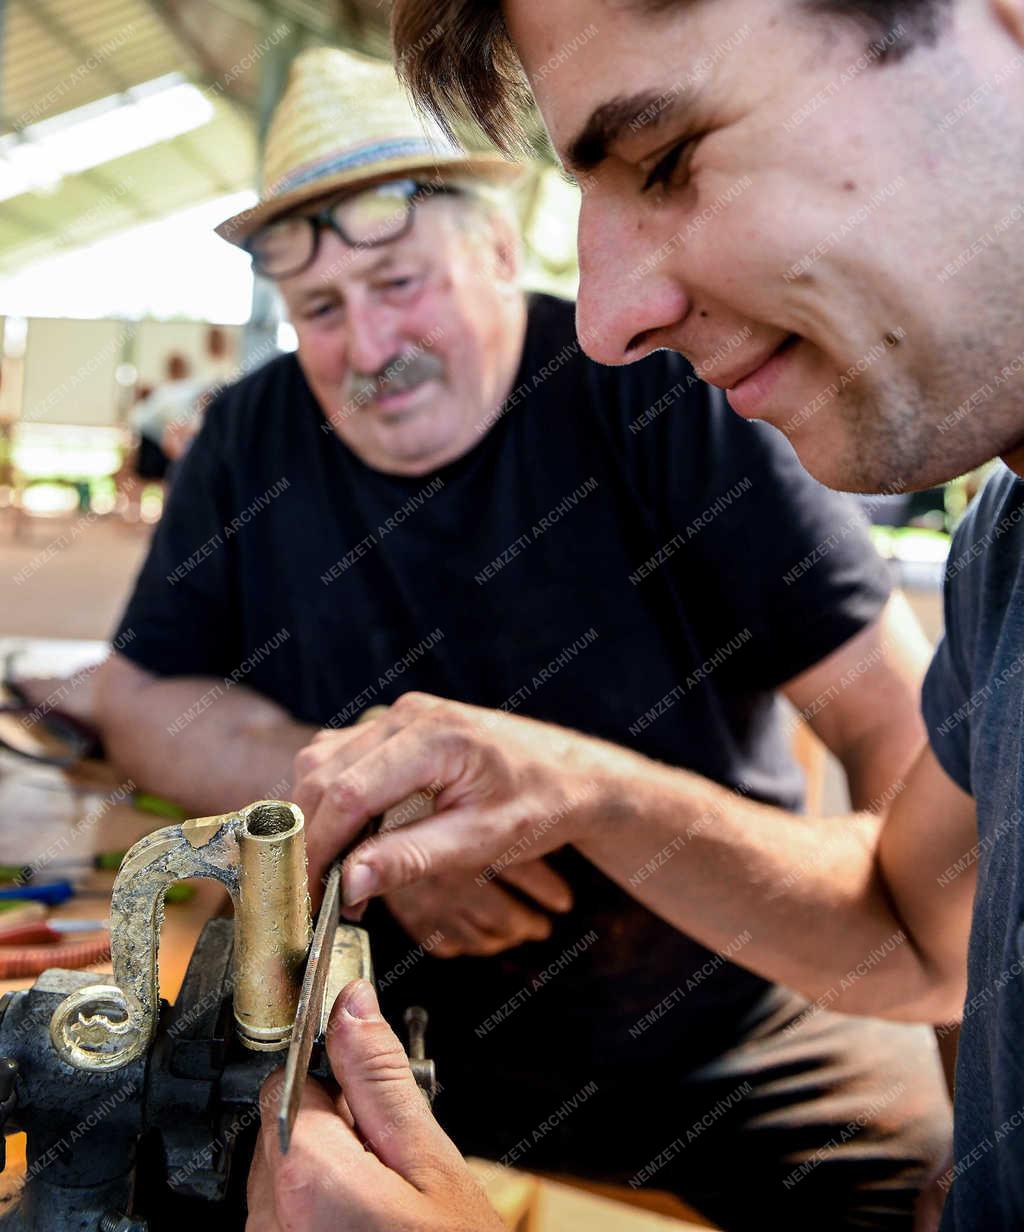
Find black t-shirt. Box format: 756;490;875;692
114;293;889;1077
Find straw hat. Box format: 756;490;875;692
216;46;521;246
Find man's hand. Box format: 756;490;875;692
292;693;643;912
246;979;504;1232
385;859;574;957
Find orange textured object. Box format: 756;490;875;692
0;938;110;979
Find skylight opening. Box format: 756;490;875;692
0;74;215;202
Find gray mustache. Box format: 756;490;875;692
347;349;445;405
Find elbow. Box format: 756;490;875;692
795;910;968;1026
904;958;968;1026
830;952;967;1026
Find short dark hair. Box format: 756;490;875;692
392;0;952;156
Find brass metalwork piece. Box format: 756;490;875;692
50;800;312;1071
234;801;312;1051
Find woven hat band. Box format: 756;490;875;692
215;46;520;246
269;137;450;199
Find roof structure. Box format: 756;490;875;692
0;0;577;292
0;0;396;273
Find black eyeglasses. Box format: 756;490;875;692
245;179;462;278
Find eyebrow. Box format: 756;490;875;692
565;88;699;174
293;249;399;301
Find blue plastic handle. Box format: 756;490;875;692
0;881;74;906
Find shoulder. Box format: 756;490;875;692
944;465;1024;629
922;467;1022;791
945;466;1024;583
954;465;1024;545
201;351;309;445
173;352;311;504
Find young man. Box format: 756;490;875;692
97;42;950;1232
247;1;1024;1228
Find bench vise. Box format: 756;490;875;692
0;799;434;1231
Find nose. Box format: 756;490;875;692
575;196;690;366
345;293;404;377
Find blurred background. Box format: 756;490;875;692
0;0;595;642
0;0;981;646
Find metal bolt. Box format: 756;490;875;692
404;1006;428;1061
403;1007;437;1104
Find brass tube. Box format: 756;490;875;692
233;800;312;1051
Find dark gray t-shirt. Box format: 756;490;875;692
923;465;1024;1230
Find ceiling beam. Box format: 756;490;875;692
141;0;257;122
0;90;158;229
174;132;242;196
201;0;326;43
0;199;52;238
0;0;8;113
18;0;136;97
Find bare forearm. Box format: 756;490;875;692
577;758;949;1020
292;694;970;1020
97;668;316;814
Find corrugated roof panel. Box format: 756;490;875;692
0;1;391;276
3;0;192;128
120;123;250;201
5;53;119;126
0;96;257;272
56;2;188;84
66;0;153;43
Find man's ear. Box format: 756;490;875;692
992;0;1024;45
485;208;522;288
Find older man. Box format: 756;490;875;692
99;45;949;1231
240;2;1024;1229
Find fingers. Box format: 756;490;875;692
384;890;488;956
298;695;586;916
256;1070;353;1173
293;714;399;878
498;859;573;913
292;724;365;813
305;720;462;892
325;979;465;1185
245;1148;282;1232
294;695;442;817
250;1067;377;1231
296;710;399;793
248;984;504;1232
460;884;553;948
342;804;536;907
421;897;551;956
